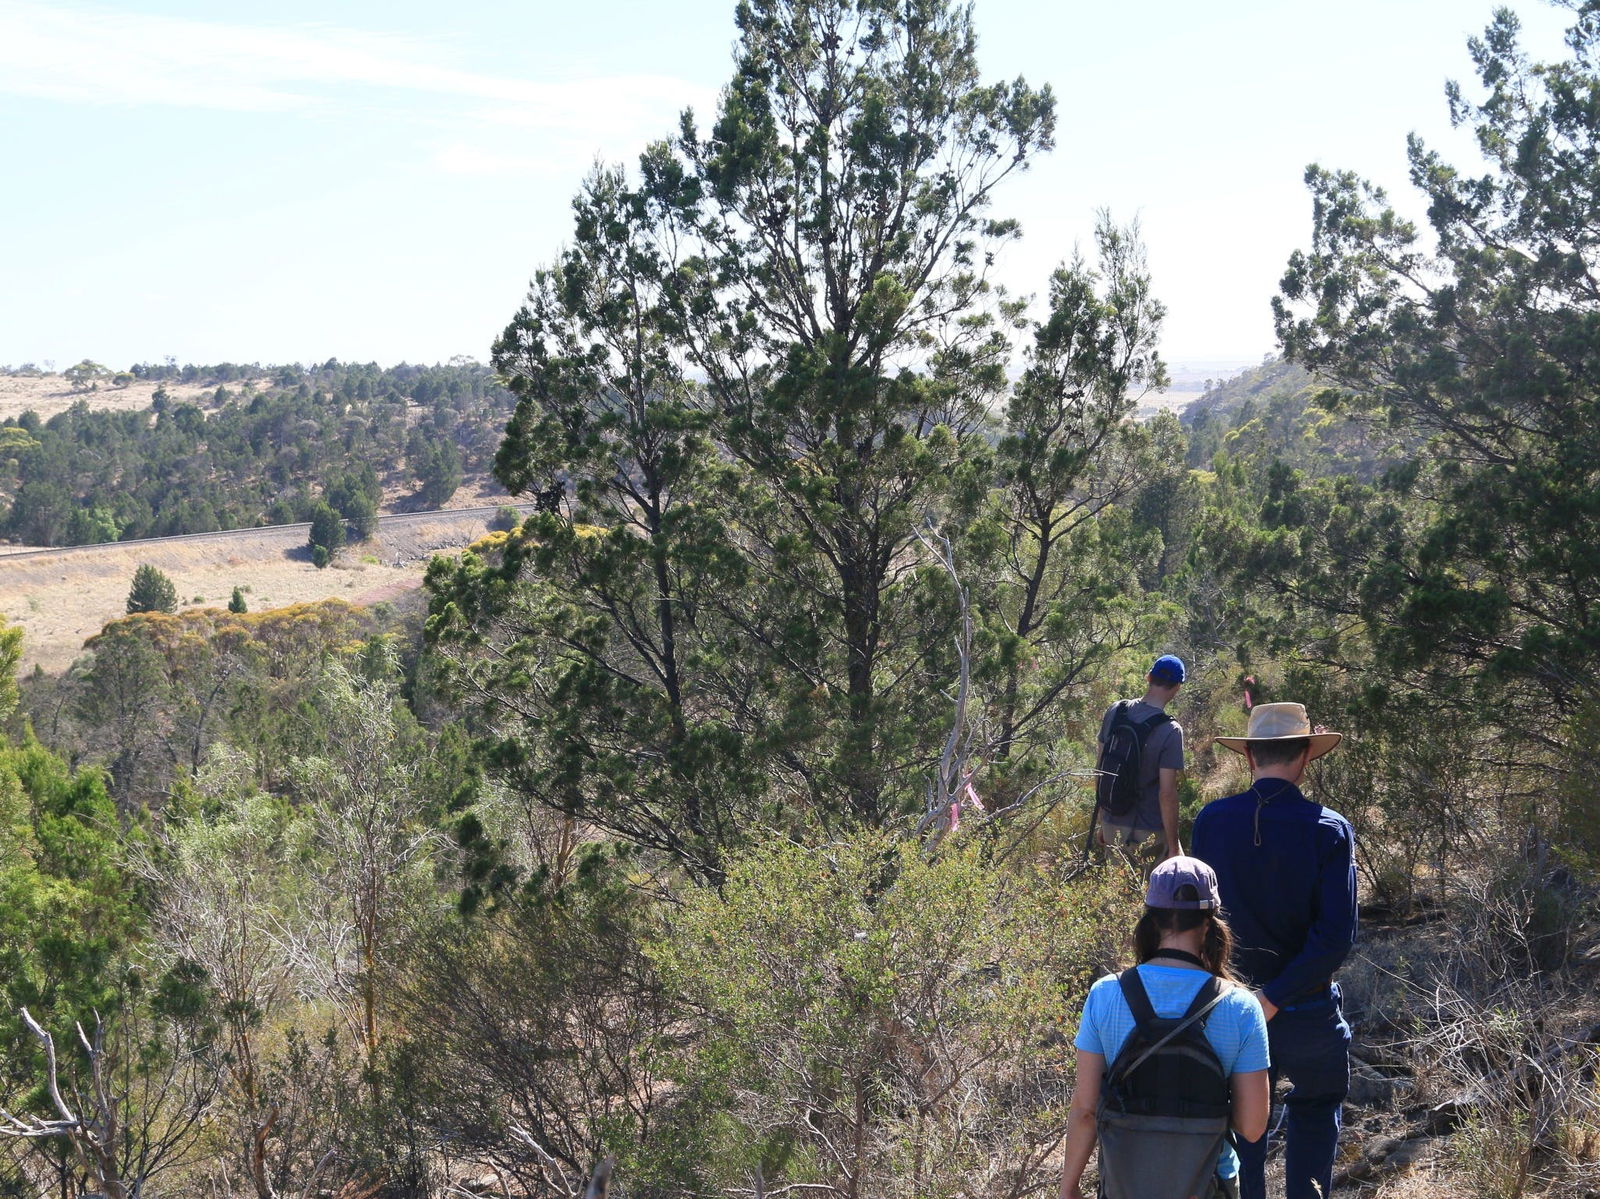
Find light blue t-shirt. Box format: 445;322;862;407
1074;964;1270;1179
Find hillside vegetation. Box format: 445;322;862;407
1182;357;1417;481
0;360;515;546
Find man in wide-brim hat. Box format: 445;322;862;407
1211;701;1342;762
1192;703;1357;1199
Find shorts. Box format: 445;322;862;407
1097;819;1157;848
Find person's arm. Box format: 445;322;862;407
1060;1049;1104;1199
1158;766;1182;858
1157;721;1185;857
1230;1069;1271;1142
1229;987;1272;1140
1259;819;1358;1009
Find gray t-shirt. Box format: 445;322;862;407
1097;699;1185;834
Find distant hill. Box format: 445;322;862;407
1181;357;1411;481
0;360;517;547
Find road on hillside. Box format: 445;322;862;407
0;504;533;563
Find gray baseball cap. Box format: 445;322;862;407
1145;855;1220;911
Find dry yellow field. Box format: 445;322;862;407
1135;388;1203;419
0;511;503;674
0;372;236;422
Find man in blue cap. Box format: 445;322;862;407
1094;654;1188;860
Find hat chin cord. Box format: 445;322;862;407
1246;775;1300;846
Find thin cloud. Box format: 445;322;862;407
0;0;715;146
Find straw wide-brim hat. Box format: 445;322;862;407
1214;702;1343;761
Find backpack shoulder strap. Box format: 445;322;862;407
1116;967;1159;1030
1181;975;1223;1022
1135;709;1175;734
1112;977;1232;1081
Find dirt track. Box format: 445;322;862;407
0;508;510;674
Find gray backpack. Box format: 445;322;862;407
1096;969;1233;1199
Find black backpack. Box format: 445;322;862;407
1095;701;1174;818
1095;968;1233;1199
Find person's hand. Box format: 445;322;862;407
1061;1182;1087;1199
1254;990;1279;1021
1165;839;1183;859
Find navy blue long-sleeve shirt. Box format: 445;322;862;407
1191;777;1358;1008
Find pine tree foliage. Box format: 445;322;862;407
449;0;1166;869
308;502;345;568
1269;6;1600;792
125;564;177;615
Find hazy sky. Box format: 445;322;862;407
0;0;1575;374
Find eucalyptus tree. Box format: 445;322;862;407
289;652;444;1062
141;750;337;1199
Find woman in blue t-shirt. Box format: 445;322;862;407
1060;856;1271;1199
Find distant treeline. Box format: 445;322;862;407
0;361;514;545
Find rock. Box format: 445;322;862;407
1348;1060;1400;1108
1335;1134;1439;1187
1426;1092;1476;1134
1385;1138;1434;1169
1361;1135;1405;1163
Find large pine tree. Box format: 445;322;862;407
434;0;1167;875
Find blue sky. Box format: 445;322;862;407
0;0;1575;374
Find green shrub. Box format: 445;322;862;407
647;829;1136;1198
126;563;178;614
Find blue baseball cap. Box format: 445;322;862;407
1150;654;1186;685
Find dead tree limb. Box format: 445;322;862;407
0;1008;129;1199
507;1123;581;1199
914;525;983;841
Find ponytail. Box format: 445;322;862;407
1133;905;1239;983
1200;914;1238;982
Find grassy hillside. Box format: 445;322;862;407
0;508;512;673
0;360;517;547
1182;357;1414;481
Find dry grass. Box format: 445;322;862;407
1134;388;1204;420
1330;861;1600;1199
0;512;500;674
0;373;234;422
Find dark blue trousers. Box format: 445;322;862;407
1237;987;1351;1199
